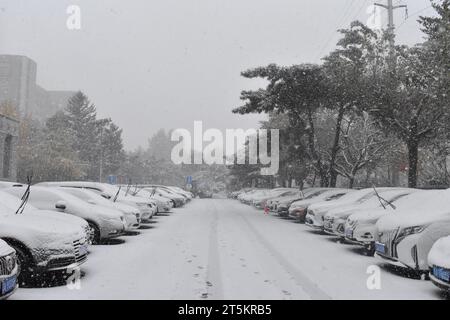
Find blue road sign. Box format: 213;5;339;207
186;176;193;185
108;175;117;185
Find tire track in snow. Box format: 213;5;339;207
203;200;223;299
229;201;331;300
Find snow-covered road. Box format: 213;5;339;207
12;199;445;300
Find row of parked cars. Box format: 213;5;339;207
0;181;193;299
229;186;450;294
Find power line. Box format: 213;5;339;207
315;0;371;61
397;5;433;30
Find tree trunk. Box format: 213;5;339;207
407;138;419;188
348;176;355;189
306;109;328;187
329;105;346;187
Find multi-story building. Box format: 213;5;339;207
0;114;19;181
0;54;76;120
0;55;37;115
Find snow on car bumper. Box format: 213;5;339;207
0;259;18;300
38;237;89;272
324;219;345;237
352;224;377;245
376;232;426;271
288;208;306;220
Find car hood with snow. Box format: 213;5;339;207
376;189;450;232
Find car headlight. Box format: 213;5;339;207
308;210;314;216
397;225;426;239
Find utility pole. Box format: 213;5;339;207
374;0;408;51
373;1;407;187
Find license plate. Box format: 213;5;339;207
433;266;450;282
1;275;16;295
375;242;386;254
345;229;353;239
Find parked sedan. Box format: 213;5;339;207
252;189;299;209
4;186;126;245
289;189;353;221
238;189;269;204
143;187;185;208
0;239;18;300
429;236;450;291
132;188;173;213
56;187;142;231
0;205;88;282
269;188;324;214
375;189;450;274
324;188;415;238
305;188;400;231
37;182;156;220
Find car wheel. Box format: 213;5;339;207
13;246;33;285
88;222;101;245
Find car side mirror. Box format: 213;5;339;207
55;200;67;210
100;192;111;199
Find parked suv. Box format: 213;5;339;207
0;239;18;299
375;189;450;274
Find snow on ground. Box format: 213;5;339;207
12;199;446;300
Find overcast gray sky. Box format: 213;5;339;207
0;0;436;149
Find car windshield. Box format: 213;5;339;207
61;188;92;201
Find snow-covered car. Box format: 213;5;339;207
375;189;450;274
143;187;186;208
305;188;400;231
0;181;24;189
428;236;450;291
197;190;213;198
37;182;156;220
229;188;253;199
0;203;88;280
345;189;428;254
252;189;299;209
143;185;192;203
4;186;125;244
288;189;353;221
56;187;142;231
324;188;415;238
165;186;194;200
0;239;18;300
269;188;325;214
132;188;173;213
238;189;269;204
